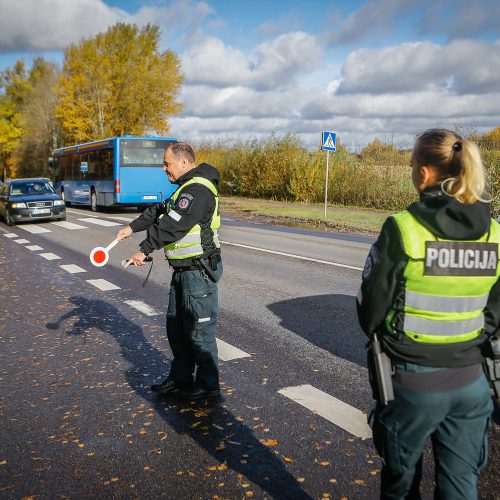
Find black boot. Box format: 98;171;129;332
177;384;221;400
151;378;183;396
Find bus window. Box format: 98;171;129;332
120;139;172;167
99;149;114;180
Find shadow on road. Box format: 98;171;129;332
48;296;311;499
268;294;367;367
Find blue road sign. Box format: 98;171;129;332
322;131;337;151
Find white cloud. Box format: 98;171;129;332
337;40;500;95
0;0;124;50
0;0;214;51
182;32;322;90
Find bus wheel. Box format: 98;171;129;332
91;190;98;212
61;189;71;207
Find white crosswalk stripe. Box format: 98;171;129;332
216;339;251;361
3;233;18;238
109;216;136;223
278;384;372;439
124;300;161;316
39;253;61;260
86;279;121;291
26;245;44;251
18;224;51;234
60;264;87;274
13;239;30;244
51;221;88;230
78;217;122;227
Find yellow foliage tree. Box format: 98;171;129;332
56;22;183;144
0;60;32;178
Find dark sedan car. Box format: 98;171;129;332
0;178;66;226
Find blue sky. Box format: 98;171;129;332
1;0;499;149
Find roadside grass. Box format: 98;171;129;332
220;195;391;234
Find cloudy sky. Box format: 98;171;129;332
0;0;499;149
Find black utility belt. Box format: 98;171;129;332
172;254;221;273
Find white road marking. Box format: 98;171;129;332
3;233;18;238
221;241;363;271
67;209;99;217
26;245;44;251
216;339;251;361
86;279;121;291
13;239;30;244
39;252;61;260
18;224;51;234
109;216;135;223
51;221;88;230
78;217;122;227
60;264;87;274
278;384;372;439
124;300;161;316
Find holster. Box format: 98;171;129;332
367;333;395;405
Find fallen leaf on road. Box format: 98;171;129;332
260;439;278;447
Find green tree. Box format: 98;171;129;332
56;22;183;143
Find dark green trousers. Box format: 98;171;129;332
373;373;492;500
165;262;222;391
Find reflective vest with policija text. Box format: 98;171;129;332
160;177;220;260
387;211;500;344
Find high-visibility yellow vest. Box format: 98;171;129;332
163;177;220;260
388;210;500;344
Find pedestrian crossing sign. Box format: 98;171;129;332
322;131;337;151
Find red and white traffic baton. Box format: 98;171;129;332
89;238;119;267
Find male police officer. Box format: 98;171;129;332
117;142;222;400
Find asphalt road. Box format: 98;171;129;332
0;206;498;499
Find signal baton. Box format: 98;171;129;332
89;238;120;267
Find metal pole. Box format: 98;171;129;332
324;150;330;220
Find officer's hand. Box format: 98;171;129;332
123;251;147;268
117;226;133;241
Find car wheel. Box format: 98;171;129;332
91;190;98;212
5;210;14;226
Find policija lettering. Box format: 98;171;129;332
425;241;498;277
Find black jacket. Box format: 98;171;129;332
129;163;220;267
357;186;500;367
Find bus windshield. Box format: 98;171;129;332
120;139;167;167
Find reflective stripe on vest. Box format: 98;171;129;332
163;177;220;260
390;210;500;344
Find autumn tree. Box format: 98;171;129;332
0;60;31;178
361;137;403;165
56;22;183;144
480;126;500;150
14;58;60;177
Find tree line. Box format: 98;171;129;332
0;22;183;179
196;132;500;216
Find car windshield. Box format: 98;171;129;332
10;181;55;196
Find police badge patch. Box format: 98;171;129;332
177;193;193;211
363;246;379;279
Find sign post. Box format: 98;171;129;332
321;131;337;220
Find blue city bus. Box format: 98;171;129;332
50;135;178;211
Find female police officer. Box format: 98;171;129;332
356;129;500;499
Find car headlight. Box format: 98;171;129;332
11;202;27;208
53;200;65;206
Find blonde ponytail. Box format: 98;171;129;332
412;129;488;204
